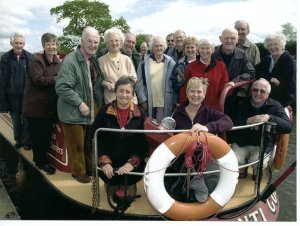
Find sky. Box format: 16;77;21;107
0;0;298;53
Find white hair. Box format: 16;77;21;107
148;36;166;51
10;32;25;44
252;78;271;94
263;32;287;50
103;28;125;45
198;39;215;48
82;27;99;39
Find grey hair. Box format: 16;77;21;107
104;28;124;45
263;32;287;50
221;28;238;38
198;39;215;48
10;32;25;44
81;26;100;40
148;36;166;51
174;29;186;39
252;78;271;94
234;20;250;33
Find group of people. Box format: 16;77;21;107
0;19;295;202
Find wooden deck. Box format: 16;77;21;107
0;113;269;218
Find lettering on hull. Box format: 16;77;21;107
237;192;279;221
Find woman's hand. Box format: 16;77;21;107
102;164;114;179
191;123;208;133
102;80;115;91
116;163;134;175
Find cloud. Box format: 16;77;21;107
0;0;65;52
0;0;297;53
127;0;297;44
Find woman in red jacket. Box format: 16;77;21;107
179;39;229;111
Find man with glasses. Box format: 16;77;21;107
166;30;186;62
164;33;175;54
229;78;291;180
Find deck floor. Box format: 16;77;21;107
0;113;269;217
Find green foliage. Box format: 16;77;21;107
135;34;147;52
50;0;130;53
281;23;297;42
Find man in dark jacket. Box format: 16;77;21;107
0;32;34;149
213;28;255;117
230;78;291;180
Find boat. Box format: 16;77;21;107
0;81;296;221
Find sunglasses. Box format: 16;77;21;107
167;40;174;43
252;88;267;94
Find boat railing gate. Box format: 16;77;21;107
93;121;276;208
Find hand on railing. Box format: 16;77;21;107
102;164;114;179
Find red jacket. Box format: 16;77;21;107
179;57;229;110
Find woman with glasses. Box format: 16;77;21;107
255;32;296;109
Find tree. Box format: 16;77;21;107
50;0;130;53
281;23;296;41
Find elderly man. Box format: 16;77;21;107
164;32;175;54
96;32;140;71
0;32;34;150
234;20;260;66
55;27;104;183
230;78;291;180
213;28;255;116
166;30;186;62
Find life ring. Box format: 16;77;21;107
144;132;239;220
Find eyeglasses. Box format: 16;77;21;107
167;39;174;43
252;88;267;94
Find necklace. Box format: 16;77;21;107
116;107;130;129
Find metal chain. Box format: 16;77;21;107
91;139;97;214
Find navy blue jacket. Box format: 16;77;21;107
231;97;291;152
0;49;34;112
255;51;296;107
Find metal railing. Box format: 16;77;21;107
92;121;275;208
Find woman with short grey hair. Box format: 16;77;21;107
255;32;296;108
99;28;136;104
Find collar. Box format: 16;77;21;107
150;53;165;63
106;100;141;118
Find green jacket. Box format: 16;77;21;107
55;47;104;125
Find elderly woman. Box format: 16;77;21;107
170;36;198;104
22;33;61;174
179;39;229;110
99;28;137;104
166;77;233;202
255;32;296;109
92;76;148;197
135;36;176;121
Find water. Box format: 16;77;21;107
0;117;297;221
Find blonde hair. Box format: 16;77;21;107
183;36;199;50
186;77;209;94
